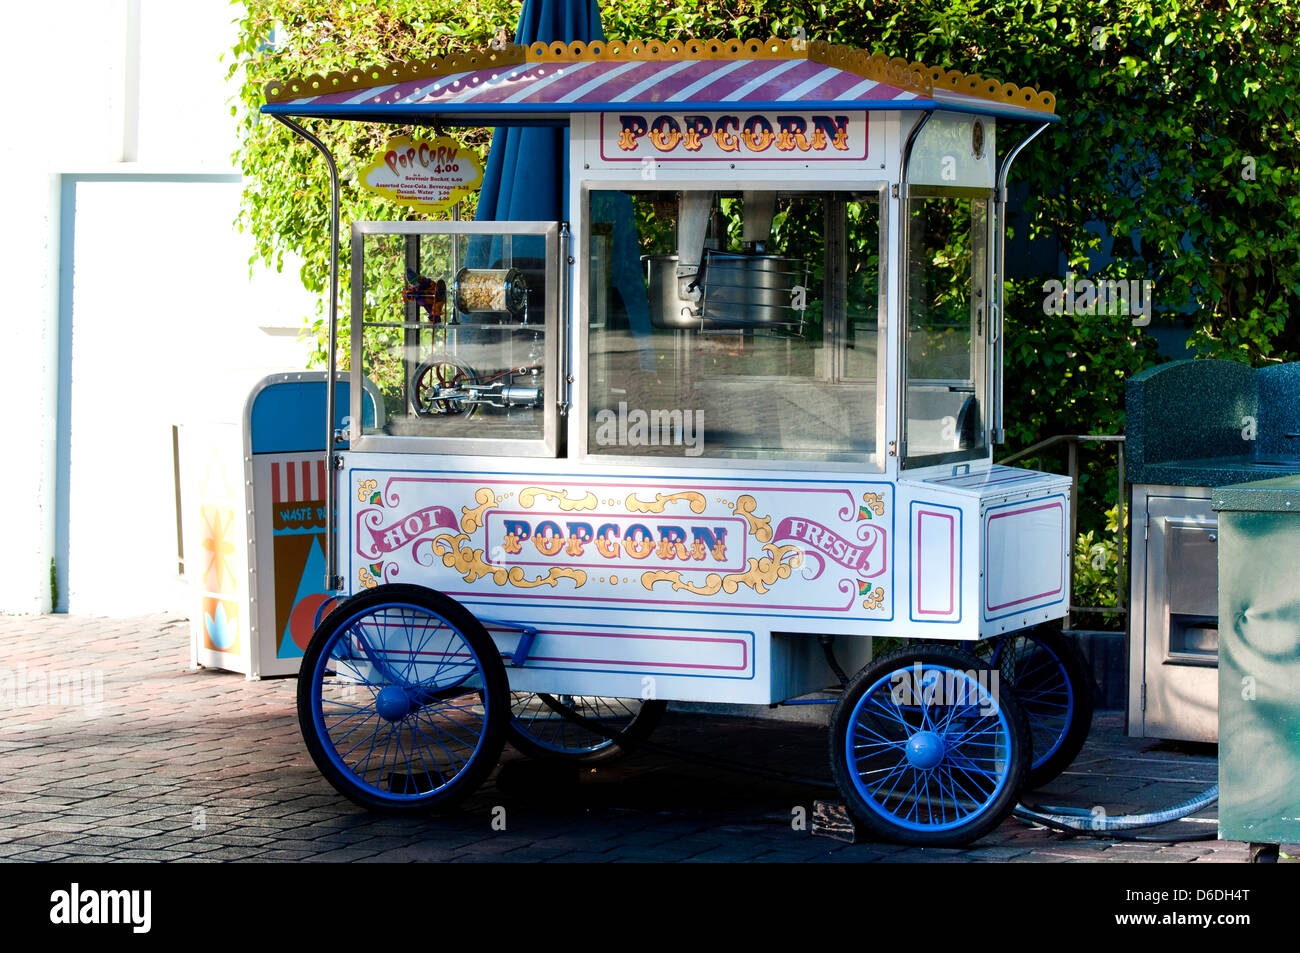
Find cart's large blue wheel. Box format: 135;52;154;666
978;625;1094;789
505;694;667;763
297;584;507;812
829;645;1029;846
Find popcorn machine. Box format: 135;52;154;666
262;36;1078;845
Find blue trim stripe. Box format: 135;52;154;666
261;98;1059;124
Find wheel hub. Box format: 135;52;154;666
375;685;412;722
905;730;946;770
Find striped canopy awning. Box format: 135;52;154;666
262;38;1058;126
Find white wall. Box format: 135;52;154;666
0;1;319;614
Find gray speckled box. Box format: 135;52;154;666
1126;358;1300;486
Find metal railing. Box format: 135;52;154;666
997;434;1126;631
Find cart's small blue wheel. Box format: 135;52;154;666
829;644;1029;846
297;583;507;812
505;694;666;763
978;624;1094;789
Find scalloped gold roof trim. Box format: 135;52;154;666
923;65;1056;114
807;43;932;97
263;36;1055;115
264;47;527;103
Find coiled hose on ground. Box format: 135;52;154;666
1013;785;1220;842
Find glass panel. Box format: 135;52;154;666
357;230;548;440
903;194;989;464
586;189;881;463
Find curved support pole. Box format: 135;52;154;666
272;115;344;591
895;110;932;465
991;121;1050;444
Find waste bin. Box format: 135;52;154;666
1213;473;1300;849
188;371;381;678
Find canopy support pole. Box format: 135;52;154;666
895;110;932;465
272;115;344;591
991;121;1050;445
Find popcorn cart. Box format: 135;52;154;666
261;36;1087;845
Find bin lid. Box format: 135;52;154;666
261;37;1059;126
1212;473;1300;513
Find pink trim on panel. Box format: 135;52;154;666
915;509;955;616
984;501;1065;611
484;627;750;672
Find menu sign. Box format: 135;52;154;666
359;135;484;213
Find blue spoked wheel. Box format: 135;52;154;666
297;584;507;812
505;694;667;763
978;625;1094;789
829;645;1029;846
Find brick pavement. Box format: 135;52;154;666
0;612;1293;863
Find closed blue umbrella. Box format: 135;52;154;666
475;0;656;368
476;0;605;222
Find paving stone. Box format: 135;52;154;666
3;613;1287;865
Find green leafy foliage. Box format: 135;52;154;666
229;0;1300;591
227;0;519;368
1072;504;1126;625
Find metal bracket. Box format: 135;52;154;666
510;627;539;667
478;616;540;667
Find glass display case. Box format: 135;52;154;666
583;187;885;466
348;220;560;456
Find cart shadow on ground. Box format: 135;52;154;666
389;708;1266;863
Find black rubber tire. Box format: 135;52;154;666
977;624;1095;790
504;694;667;763
829;644;1030;847
297;584;508;812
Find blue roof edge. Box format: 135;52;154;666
260;98;1061;125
